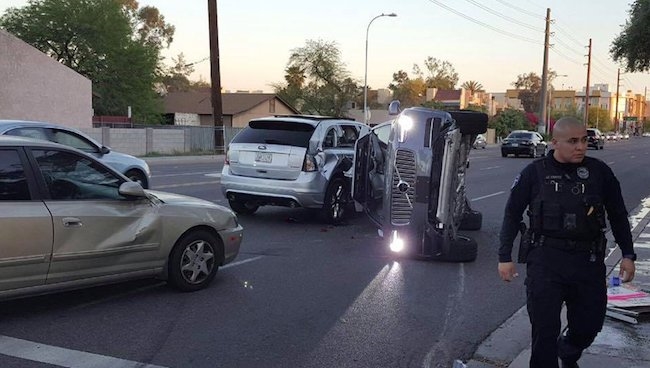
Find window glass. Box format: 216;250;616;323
337;125;359;147
323;128;337;148
231;121;315;148
0;150;30;201
373;124;391;145
51;130;96;153
32;150;124;200
507;132;534;139
5;127;48;140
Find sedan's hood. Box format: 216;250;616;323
146;190;222;209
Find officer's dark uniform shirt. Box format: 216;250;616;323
499;150;633;262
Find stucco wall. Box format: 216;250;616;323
0;30;93;128
232;99;295;128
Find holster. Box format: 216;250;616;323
517;222;533;264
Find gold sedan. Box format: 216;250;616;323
0;136;243;300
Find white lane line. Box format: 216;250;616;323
205;173;222;178
470;191;505;202
0;335;167;368
153;180;220;189
221;255;264;270
479;166;501;171
152;171;215;178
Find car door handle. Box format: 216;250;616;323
63;217;83;227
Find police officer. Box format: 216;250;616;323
497;117;636;368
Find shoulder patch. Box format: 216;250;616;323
511;174;521;189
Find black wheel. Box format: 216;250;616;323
168;230;221;292
125;169;149;189
323;177;349;224
439;235;478;262
501;151;507;158
228;199;259;215
459;210;482;231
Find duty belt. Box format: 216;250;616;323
537;236;596;252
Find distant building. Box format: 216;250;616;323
162;90;300;128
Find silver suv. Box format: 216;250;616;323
221;115;369;223
0;120;151;188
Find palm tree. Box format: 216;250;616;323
285;66;306;89
461;80;484;95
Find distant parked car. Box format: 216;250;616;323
643;132;650;137
587;128;605;150
605;132;618;141
0;136;243;300
0;120;151;188
473;133;487;149
501;130;548;158
622;132;630;140
221;115;369;223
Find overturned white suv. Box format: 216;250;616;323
353;102;487;262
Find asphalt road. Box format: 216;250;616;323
1;138;649;368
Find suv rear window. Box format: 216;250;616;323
232;121;315;148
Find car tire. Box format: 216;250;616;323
125;169;149;189
168;230;221;292
439;235;478;262
228;199;259;215
501;151;507;158
323;177;350;224
459;210;482;231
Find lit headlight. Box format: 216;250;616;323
389;230;405;253
397;115;414;142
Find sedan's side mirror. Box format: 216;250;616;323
119;181;146;198
388;100;401;116
100;146;111;155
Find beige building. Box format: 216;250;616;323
163;91;299;128
0;30;92;128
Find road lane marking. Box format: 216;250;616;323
0;335;167;368
205;173;222;178
221;255;264;269
152;171;216;178
470;191;505;202
479;166;501;171
153;180;220;189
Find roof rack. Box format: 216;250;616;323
272;114;356;121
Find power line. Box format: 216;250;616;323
463;0;543;32
425;0;541;44
552;36;585;58
550;45;583;65
554;23;585;49
493;0;545;19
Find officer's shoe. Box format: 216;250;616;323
560;360;579;368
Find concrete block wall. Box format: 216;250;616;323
153;129;185;154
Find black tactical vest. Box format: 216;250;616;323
529;157;606;241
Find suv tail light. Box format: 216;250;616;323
302;154;317;172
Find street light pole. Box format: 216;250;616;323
364;12;396;124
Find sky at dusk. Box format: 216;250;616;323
1;0;647;96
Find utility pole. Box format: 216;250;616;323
615;68;621;131
538;8;551;134
208;0;224;151
584;38;592;126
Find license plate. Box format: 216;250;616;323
511;143;518;147
255;152;272;163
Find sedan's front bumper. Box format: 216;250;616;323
219;224;244;265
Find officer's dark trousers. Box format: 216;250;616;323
525;246;606;368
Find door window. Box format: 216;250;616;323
5;127;49;141
32;150;124;200
0;150;30;200
323;128;337;149
50;129;97;153
338;125;359;147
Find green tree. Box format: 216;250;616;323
466;103;488;113
388;70;427;108
461;80;484;95
0;0;174;122
587;107;613;131
161;53;194;92
273;39;358;116
512;71;558;113
611;0;650;72
489;108;529;138
416;57;459;89
551;103;581;121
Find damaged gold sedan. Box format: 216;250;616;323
0;136;243;300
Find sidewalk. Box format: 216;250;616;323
464;196;650;368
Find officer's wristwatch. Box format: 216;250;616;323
623;253;637;261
